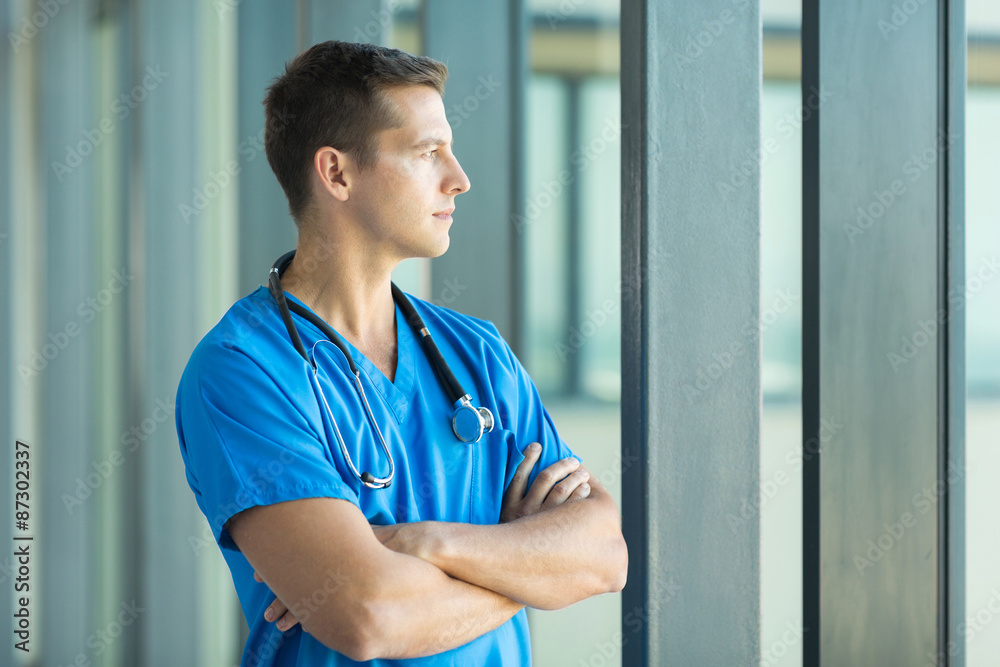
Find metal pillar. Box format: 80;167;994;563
38;1;97;661
139;0;204;663
237;0;392;297
235;2;298;295
0;0;13;659
620;0;762;663
421;0;526;351
307;0;388;47
801;0;965;663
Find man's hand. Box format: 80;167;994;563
255;570;302;632
499;442;591;523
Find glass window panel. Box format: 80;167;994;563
966;2;1000;662
760;76;804;667
578;77;621;401
524;75;570;395
526;3;622;666
760;6;803;664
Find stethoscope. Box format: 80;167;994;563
267;250;495;489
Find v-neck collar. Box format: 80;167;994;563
280;290;415;424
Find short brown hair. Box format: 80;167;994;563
263;41;449;224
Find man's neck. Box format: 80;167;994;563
278;229;398;353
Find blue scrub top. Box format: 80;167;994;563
175;285;580;666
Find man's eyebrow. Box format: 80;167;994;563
412;137;453;149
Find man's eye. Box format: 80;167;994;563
422;150;437;159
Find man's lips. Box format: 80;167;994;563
433;207;454;220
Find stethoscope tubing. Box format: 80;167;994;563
267;250;494;490
307;348;394;488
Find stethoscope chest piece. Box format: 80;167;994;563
451;396;495;443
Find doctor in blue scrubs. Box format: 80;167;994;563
175;40;627;666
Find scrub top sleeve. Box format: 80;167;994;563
176;344;359;552
491;324;582;483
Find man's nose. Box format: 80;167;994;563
447;157;471;194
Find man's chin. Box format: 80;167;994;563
431;238;450;257
424;235;450;258
403;236;449;260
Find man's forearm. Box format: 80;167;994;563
361;549;524;659
409;485;627;610
233;498;523;662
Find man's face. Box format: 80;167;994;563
348;84;471;261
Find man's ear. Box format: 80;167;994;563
313;146;351;202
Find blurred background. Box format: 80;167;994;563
1;0;998;665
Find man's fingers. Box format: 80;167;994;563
264;597;289;625
541;468;590;509
503;442;542;505
570;482;591;499
257;571;303;632
523;457;581;508
276;609;301;631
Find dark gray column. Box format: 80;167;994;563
620;1;761;664
564;77;582;396
139;0;203;662
0;0;12;661
944;2;966;664
38;1;98;661
308;0;388;46
237;1;392;297
236;1;298;295
421;0;525;350
801;0;965;664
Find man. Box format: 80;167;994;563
175;40;627;665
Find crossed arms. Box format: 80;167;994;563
227;442;628;662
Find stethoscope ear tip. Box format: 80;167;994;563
360;471;391;489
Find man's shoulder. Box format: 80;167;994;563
179;286;290;389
